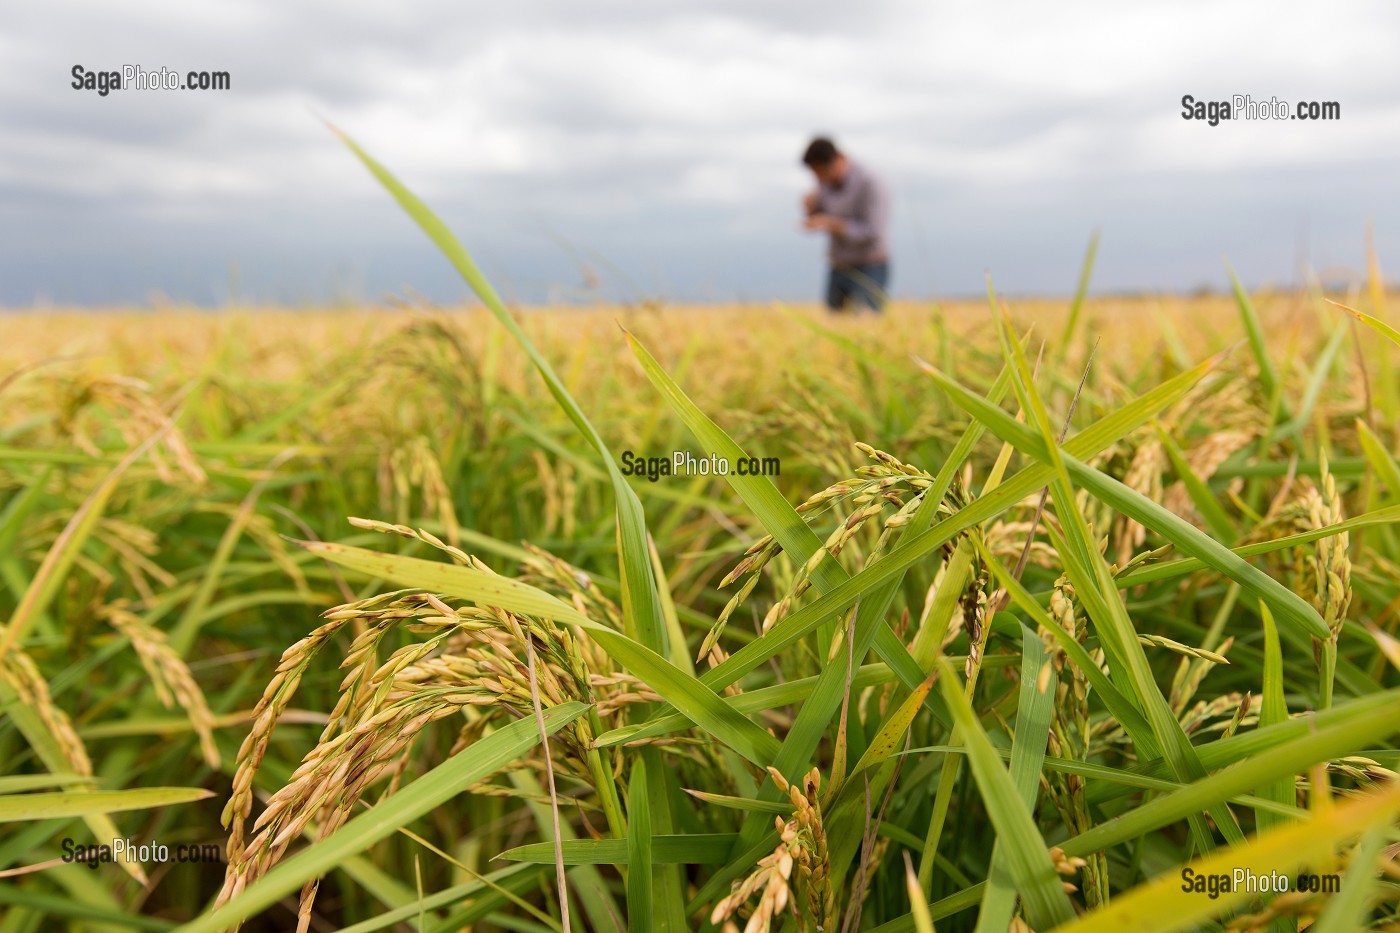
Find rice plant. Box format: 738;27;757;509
0;132;1397;932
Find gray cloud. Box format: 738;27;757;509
2;0;1398;306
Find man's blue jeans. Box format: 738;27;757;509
826;262;889;313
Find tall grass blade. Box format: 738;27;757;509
989;310;1236;852
176;702;588;933
1059;228;1100;349
0;787;212;822
1230;265;1287;418
1310;823;1388;933
975;630;1054;933
332;129;671;659
920;360;1329;641
625;757;652;930
1330;298;1400;348
300;538;781;765
933;657;1076;929
1053;784;1400;933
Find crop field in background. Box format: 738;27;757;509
2;144;1399;933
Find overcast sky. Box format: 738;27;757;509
3;1;1398;307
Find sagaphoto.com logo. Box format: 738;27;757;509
59;836;223;871
1181;94;1340;126
72;64;230;97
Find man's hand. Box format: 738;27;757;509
802;213;845;235
802;191;819;214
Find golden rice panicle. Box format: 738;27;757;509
796;476;864;515
221;613;355;863
718;535;781;590
1162;426;1255;521
1305;454;1352;641
854;441;923;476
589;671;663;717
1170;634;1236;713
0;646;93;777
215;686;475;922
789;502;883;597
702;536;781;662
385;436;462;545
708;833;793;933
985;517;1060;570
1137;632;1232;666
61;373;207;486
103;603;221;768
960;553;992;680
758;445;932;637
709;825;794;932
1046;576;1091;754
517;540;626;653
790;767;836;931
708;767;835;931
346;516;490;570
217;571;611;926
1179;690;1256;736
1323;754;1399;789
326;595;436;743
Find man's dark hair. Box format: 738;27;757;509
802;137;840;167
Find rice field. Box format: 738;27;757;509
2;137;1399;933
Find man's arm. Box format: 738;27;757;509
835;176;888;245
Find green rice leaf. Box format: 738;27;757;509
0;421;173;663
175;701;588;933
1230;266;1285;413
1331;298;1400;348
990;308;1237;853
896;746;1302;819
0;774;95;794
499;833;738;866
1276;319;1348;438
0;465;52;560
0;679;146;884
1155;423;1238;543
701;345;1226;694
976;629;1055;933
300;539;781;766
680;789;790;814
1310;822;1389;933
1114;505;1400;588
1062;691;1400;857
626;756;653;930
1255;602;1293;834
1054;784;1400;933
920;359;1329;641
0;786;212;823
1356;419;1400;495
975;540;1153;746
1060;228;1101;348
335;865;547;933
933;657;1077;929
333;128;675;665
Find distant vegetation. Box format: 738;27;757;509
1;140;1397;932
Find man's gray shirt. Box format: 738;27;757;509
813;159;890;267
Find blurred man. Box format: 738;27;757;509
801;137;890;313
